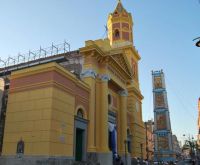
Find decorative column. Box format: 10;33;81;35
81;69;97;152
118;89;128;154
97;74;110;152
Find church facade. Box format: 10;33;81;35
0;2;146;165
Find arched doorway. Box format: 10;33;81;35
74;108;88;161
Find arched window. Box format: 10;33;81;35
114;29;120;38
108;94;112;105
77;109;84;118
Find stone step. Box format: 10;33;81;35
73;161;100;165
0;157;100;165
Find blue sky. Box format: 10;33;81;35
0;0;200;143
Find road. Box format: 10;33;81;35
177;160;200;165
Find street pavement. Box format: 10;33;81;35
177;160;200;165
177;161;189;165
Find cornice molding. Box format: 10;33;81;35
97;74;110;82
81;69;97;79
127;86;144;100
118;89;128;96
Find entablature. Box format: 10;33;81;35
107;65;127;90
127;86;143;100
123;45;141;61
80;42;133;83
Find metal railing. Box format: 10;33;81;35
0;41;70;69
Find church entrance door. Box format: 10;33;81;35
74;116;87;161
75;128;84;161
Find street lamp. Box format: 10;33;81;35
193;37;200;47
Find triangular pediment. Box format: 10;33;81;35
110;53;132;77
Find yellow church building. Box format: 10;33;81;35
0;1;146;165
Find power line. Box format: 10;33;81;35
165;77;197;121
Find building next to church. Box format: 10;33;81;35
145;120;154;161
172;135;181;159
0;1;146;165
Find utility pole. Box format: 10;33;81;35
145;122;149;160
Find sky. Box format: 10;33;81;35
0;0;200;143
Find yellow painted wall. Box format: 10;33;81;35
49;87;75;156
3;87;53;155
2;63;86;157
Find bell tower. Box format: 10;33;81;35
107;0;133;46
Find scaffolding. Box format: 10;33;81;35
0;41;70;69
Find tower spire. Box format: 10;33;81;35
107;0;133;46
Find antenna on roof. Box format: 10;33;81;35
17;53;25;63
51;42;58;55
105;25;108;37
39;46;47;58
101;25;108;39
7;57;15;66
104;25;108;32
29;50;37;61
64;40;70;53
0;58;6;68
